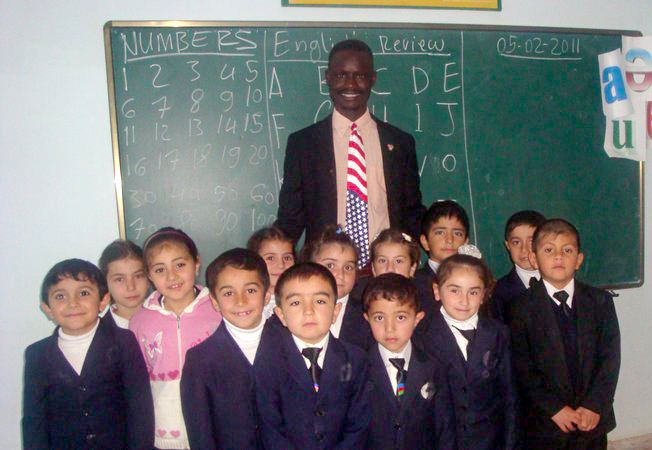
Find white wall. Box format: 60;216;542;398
1;0;650;447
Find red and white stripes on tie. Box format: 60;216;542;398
345;123;370;267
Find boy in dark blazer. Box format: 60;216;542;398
510;219;620;449
255;263;370;449
363;273;455;450
490;210;545;324
181;248;273;449
22;259;153;449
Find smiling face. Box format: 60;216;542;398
275;275;341;344
530;232;584;289
434;266;485;321
106;257;149;317
146;242;200;311
211;266;268;329
313;243;357;299
326;49;376;122
258;239;295;289
364;297;424;353
41;276;109;336
371;242;417;278
420;216;468;263
505;224;537;271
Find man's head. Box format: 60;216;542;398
326;40;376;122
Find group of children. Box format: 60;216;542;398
22;200;620;449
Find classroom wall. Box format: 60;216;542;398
1;0;650;447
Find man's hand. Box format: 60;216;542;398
576;407;600;432
551;406;581;432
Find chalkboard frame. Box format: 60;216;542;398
103;21;644;290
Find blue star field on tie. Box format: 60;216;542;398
345;123;370;268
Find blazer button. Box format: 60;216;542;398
82;410;90;417
315;409;325;417
79;385;87;392
86;433;96;441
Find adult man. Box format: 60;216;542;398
276;39;425;265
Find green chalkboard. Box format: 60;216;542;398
104;22;643;289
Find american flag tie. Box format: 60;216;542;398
345;123;370;268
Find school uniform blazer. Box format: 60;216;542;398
22;317;154;449
339;292;373;351
413;266;438;339
366;343;456;450
509;279;621;440
181;321;268;450
254;331;370;450
275;115;426;242
419;310;519;450
490;267;527;324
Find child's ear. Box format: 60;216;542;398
419;234;431;253
575;252;585;270
528;251;539;270
464;235;469;244
432;283;441;302
274;306;288;327
363;312;370;323
409;262;417;278
503;240;510;252
194;257;201;277
371;265;378;277
264;289;271;306
99;293;111;312
415;310;426;326
40;303;54;321
331;301;343;324
209;294;221;313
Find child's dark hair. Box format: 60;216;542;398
142;227;199;269
41;259;108;305
328;39;374;66
205;248;270;297
532;218;581;251
300;224;359;263
437;254;495;302
504;210;546;240
370;228;421;268
420;200;470;238
247;226;295;256
275;263;337;302
98;239;144;275
362;273;419;313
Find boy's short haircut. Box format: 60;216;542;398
420;200;470;238
300;224;359;263
362;273;419;313
532;218;581;252
274;263;337;303
328;39;374;66
504;210;546;240
40;259;108;305
246;226;295;255
205;248;270;297
98;239;144;275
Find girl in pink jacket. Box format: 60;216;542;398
130;227;221;449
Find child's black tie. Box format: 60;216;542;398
553;290;571;317
389;358;407;397
302;347;322;393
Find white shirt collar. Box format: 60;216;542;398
110;308;130;329
329;294;349;338
292;332;330;369
377;340;412;371
427;258;440;275
440;305;478;330
514;265;540;289
543;278;575;309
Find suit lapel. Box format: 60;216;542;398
466;316;494;382
375;118;399;225
401;346;431;413
317;116;338;225
369;344;399;407
45;330;79;381
216;322;252;370
573;282;592;385
430;311;467;377
319;334;347;401
282;332;315;395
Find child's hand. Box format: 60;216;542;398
551;406;581;432
575;407;600;431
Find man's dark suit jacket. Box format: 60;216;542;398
181;320;274;450
366;342;456;450
490;267;528;324
22;317;154;449
254;330;370;449
275;115;425;242
418;310;520;450
509;278;620;444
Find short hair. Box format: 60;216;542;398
142;227;199;269
420;200;470;238
328;39;374;67
98;239;144;275
437;254;495;302
532;218;581;251
41;259;108;305
275;263;337;303
362;273;419;313
300;224;359;263
370;228;420;267
504;210;546;240
205;248;270;297
247;226;295;256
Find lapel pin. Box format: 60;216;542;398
420;381;435;400
387;144;394;151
